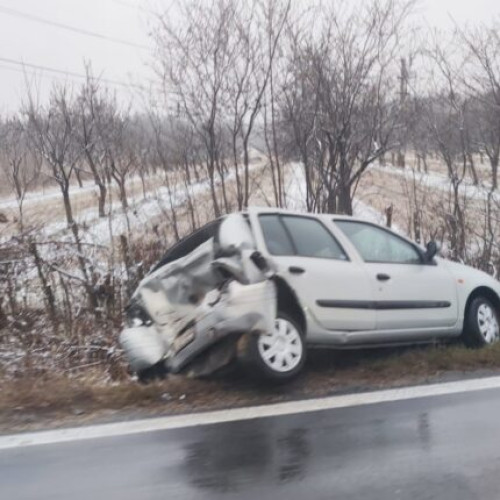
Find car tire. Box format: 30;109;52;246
239;312;306;381
137;361;168;384
462;296;500;348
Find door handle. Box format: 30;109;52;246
289;266;305;275
376;273;391;281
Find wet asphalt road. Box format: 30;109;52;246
2;388;500;500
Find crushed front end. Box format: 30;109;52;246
119;214;276;380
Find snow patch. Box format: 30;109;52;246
284;162;391;228
373;164;499;203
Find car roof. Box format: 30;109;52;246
246;206;370;224
247;206;426;250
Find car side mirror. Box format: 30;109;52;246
424;241;438;263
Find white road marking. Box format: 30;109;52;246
2;375;500;450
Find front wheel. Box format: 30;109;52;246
239;313;306;381
462;297;500;347
137;361;168;384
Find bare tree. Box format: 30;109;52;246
75;68;114;218
0;116;40;230
25;84;97;309
154;0;239;217
168;117;204;231
147;110;181;241
261;0;295;208
223;0;291;209
281;0;415;214
25;85;81;225
105;110;135;213
459;23;500;190
422;37;471;260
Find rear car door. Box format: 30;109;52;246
252;213;376;332
334;220;459;331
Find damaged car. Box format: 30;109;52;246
120;208;500;382
121;211;304;382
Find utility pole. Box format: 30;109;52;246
399;57;408;104
397;57;409;168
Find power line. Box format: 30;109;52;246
0;56;181;96
0;62;181;115
0;62;135;95
0;4;149;51
0;55;146;89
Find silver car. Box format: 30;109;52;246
120;208;500;381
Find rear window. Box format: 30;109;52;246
259;215;295;256
282;216;348;260
151;219;221;271
259;214;347;260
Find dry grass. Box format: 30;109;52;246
2;342;500;434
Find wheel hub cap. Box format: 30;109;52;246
257;318;303;373
478;303;500;343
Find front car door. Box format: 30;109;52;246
250;211;376;333
333;219;459;333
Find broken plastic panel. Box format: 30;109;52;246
119;214;277;376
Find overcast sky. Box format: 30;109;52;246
0;0;498;114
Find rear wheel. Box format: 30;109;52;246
463;296;500;347
239;312;306;381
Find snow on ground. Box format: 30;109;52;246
2;173;222;301
39;162;264;246
283;161;394;228
372;164;499;202
77;177;212;246
0;172;169;211
284;162;308;211
5;160;404;255
352;199;385;224
0;179;100;210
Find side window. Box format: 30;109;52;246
259;215;295;256
336;221;421;264
282;216;348;260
